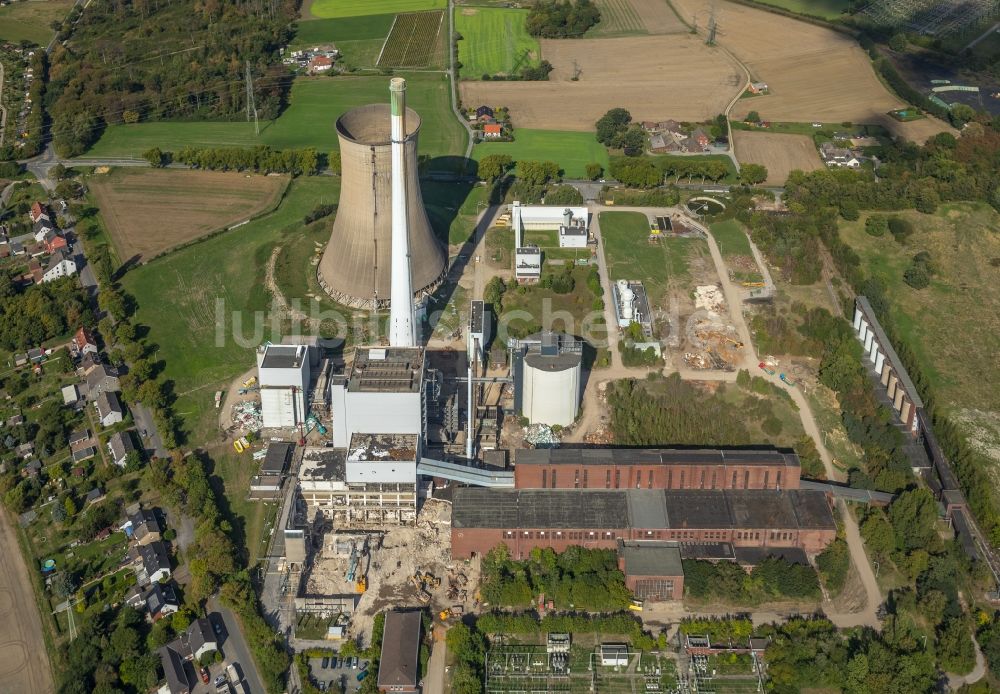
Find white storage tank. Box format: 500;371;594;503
518;332;582;427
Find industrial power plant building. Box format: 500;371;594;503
511;332;582;427
450;487;836;559
257;343;312;428
316;81;445;308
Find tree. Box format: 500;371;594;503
621;125;646;156
860;512;895;559
745;110;761;123
585;162;603;180
50;163;67;180
889;32;908;51
865;214;888;236
888;488;938;551
544;184;584;205
518;160;560;186
595;108;631;146
478;154;513;183
888;216;913;243
64;495;77;518
55;180;83;199
739;163;768;185
142;147;166;167
484;276;506;310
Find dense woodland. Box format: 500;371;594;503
683;556;820;604
46;0;298;156
525;0;601;38
0;275;91;350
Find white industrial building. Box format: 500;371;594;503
346;433;418;484
512;331;582;427
257;343;311;428
330;346;425;448
514;246;542;284
510;201;588;248
612;279;654;336
559;225;588;248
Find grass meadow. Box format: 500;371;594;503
0;0;74;45
709;219;753;258
305;0;445;19
747;0;850;19
85;73;467;169
839;203;1000;414
455;6;540;77
472;129;609;179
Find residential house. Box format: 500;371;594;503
29;201;49;225
69;429;98;463
145;582;180;621
27;347;45;363
658;119;683;134
377;610;422;693
61;384;80;406
13;353;27;367
16;441;34;458
9;240;24;256
186;617;218;662
32;218;55;242
309;55;333;73
483;123;502;139
95;391;124;427
123;507;163;546
107;430;136;467
72;326;99;355
136;540;171;585
748;81;768;94
156;644;190;694
0;242;11;258
42;231;67;255
475;105;494;122
86;363;120;400
649;133;680;153
7;412;24;426
84;487;105;506
691;128;710;149
42;249;76;283
79;351;102;376
22;459;41;478
641;120;659;132
819;142;863;168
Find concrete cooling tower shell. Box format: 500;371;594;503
317;103;445;308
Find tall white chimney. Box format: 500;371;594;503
388;78;416;347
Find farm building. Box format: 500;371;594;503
482;123;502;139
748;81;768;94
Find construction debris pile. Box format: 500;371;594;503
524;424;560;448
685;285;743;371
231;400;262;432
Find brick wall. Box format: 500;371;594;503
513;463;799;491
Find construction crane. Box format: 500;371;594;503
346;542;359;582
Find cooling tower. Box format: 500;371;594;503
317;89;445;309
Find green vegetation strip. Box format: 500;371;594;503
472;129;609;180
306;0;445;19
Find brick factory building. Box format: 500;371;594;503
450;488;836;560
512;447;801;491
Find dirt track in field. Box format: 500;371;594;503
732;131;824;184
671;0;954;142
459;34;742;130
89;169;289;262
0;509;53;694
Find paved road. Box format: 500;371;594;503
132;401;168;459
427;638;447;694
0;508;54;693
447;0;474;160
208;597;268;694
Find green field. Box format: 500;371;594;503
839;203;1000;415
0;0;74;45
292;12;394;45
306;0;445;19
599;211;708;305
455;7;540;77
122;177;339;442
589;0;647;37
710;219;753;258
473;129;609;180
86;73;467;170
747;0;850;19
378;10;446;68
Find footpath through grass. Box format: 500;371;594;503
87;74;467;170
473;129;609;180
455;6;540;77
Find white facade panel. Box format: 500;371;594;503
863;330;875;353
331;383;349;447
261;388;300;428
345;460;417;484
344;391;421;439
853;307;863;330
874;351;886;374
523;362;580;427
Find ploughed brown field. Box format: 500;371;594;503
671;0;953;142
459;34;743;130
89;169;289;262
732;131;824;184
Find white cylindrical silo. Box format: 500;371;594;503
522;353;581;427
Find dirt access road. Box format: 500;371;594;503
0;509;53;693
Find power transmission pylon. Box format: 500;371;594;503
706;11;717;45
245;61;259;136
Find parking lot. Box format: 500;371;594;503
308;656;370;693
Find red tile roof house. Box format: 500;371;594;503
29;201;49;224
483;123;502;139
309;55;333;73
73;326;99;355
43;233;68;254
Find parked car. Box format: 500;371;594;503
215;675;228;688
351;656;359;669
321;656;329;668
357;670;368;682
330;657;338;668
199;666;210;684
